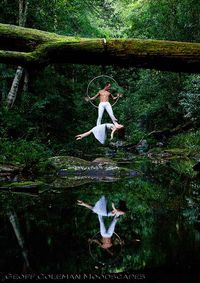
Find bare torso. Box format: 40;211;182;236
99;90;110;103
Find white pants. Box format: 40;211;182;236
98;215;118;237
97;102;117;126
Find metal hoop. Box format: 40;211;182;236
88;231;123;264
86;75;121;109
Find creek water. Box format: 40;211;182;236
0;155;200;282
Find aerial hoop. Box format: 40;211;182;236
88;232;123;264
86;75;121;108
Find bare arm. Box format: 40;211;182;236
85;92;99;101
114;238;125;246
110;123;124;140
110;93;123;100
110;127;117;140
77;200;93;210
88;239;102;247
75;130;92;140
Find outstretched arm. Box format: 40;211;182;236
77;200;93;210
88;239;102;247
110;93;123;100
110;123;124;140
114;238;125;246
88;239;114;256
110;127;117;140
75;130;92;140
85;92;99;101
88;239;113;255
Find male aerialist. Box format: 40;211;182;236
85;82;123;126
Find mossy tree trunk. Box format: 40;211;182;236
1;23;200;72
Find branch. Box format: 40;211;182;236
1;23;200;72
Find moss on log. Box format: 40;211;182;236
1;23;200;72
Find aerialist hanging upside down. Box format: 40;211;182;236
77;196;126;254
85;82;123;126
75;122;124;144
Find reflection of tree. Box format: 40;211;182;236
0;157;200;273
8;210;31;272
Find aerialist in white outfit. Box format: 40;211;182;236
77;196;125;253
75;122;124;144
85;82;123;126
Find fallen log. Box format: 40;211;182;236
1;23;200;72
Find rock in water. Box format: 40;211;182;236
91;157;117;166
46;155;141;188
48;156;90;169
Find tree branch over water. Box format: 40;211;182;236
1;23;200;72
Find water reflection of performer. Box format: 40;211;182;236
77;196;126;255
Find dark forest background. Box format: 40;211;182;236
1;0;200;165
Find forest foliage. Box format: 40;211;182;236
1;0;200;164
1;2;200;276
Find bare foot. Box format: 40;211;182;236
113;122;124;129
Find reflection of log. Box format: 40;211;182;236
1;23;200;72
0;184;39;195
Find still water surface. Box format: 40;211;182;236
0;156;200;281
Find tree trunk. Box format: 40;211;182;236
1;23;200;72
7;65;23;107
8;211;30;270
19;0;28;27
23;68;28;92
7;0;29;107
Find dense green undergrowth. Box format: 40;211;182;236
0;138;52;165
168;130;200;156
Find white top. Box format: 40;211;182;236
91;123;113;144
92;196;113;217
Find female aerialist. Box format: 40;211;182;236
75;122;124;144
77;196;126;253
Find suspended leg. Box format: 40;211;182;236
97;103;105;125
106;216;118;237
98;215;107;237
105;102;117;124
